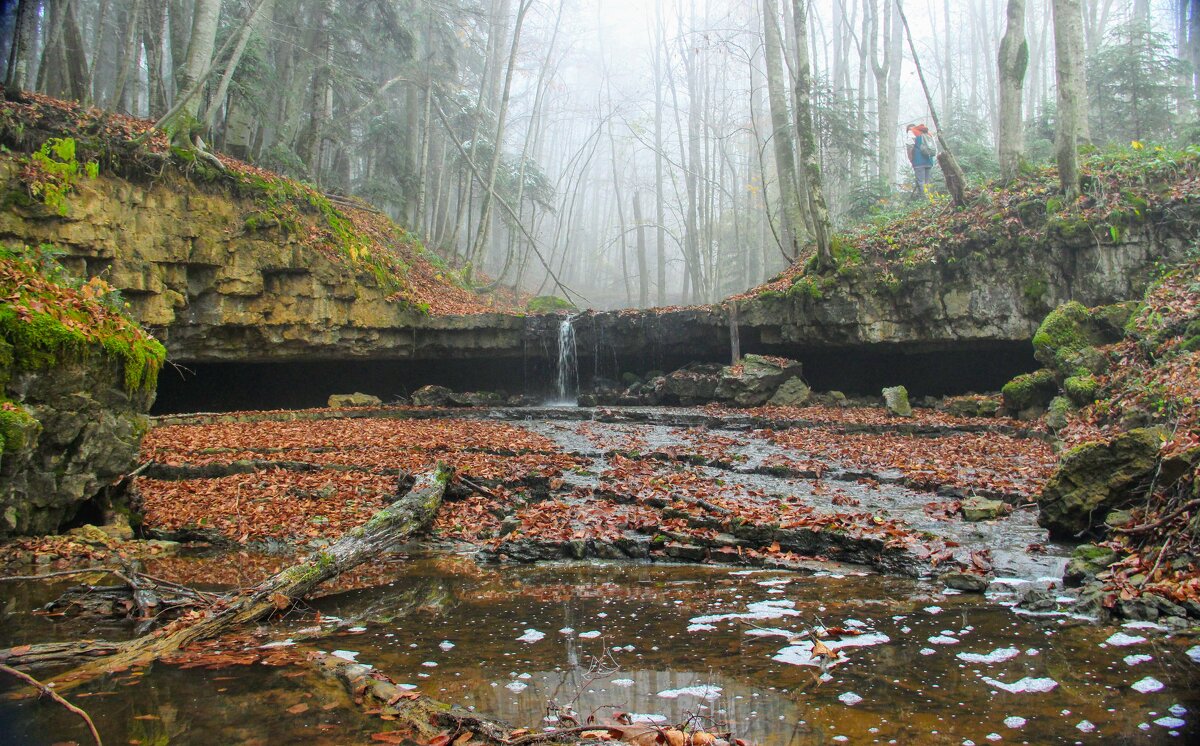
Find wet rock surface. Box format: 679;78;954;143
1;358;152;536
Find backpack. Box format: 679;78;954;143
918;135;936;160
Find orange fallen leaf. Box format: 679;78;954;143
287;703;309;715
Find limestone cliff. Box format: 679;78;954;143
0;246;162;535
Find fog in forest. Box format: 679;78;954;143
3;0;1197;308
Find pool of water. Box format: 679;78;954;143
5;554;1193;744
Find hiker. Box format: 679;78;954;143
906;124;936;194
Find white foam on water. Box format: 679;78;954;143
957;647;1021;664
578;630;602;639
689;599;800;625
1003;716;1027;728
628;713;669;723
330;650;359;661
505;681;528;693
838;692;863;705
611;678;634;687
744;627;795;638
1105;632;1147;647
1131;677;1165;693
1154;717;1186;728
439;640;455;651
260;639;295;648
924;606;943;614
1187;645;1200;663
688;623;717;633
1076;720;1095;733
516;629;545;643
919;648;936;655
772;633;890;667
657;685;722;700
1170;704;1187;716
1122;620;1167;631
928;635;959;645
559;627;574;634
1124;654;1153;666
421;661;438;667
982;676;1058;693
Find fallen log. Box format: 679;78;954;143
4;466;450;688
311;652;520;744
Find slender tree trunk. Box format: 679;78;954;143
791;0;833;270
998;0;1029;182
653;2;668;306
469;0;532;275
110;0;144;112
1053;0;1086;200
204;0;275;131
5;0;37;91
762;0;805;260
177;0;221;121
634;190;649;307
896;0;968;205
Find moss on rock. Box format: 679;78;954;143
1001;368;1057;413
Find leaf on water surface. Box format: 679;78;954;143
425;732;452;746
386;691;421;705
371;732;409;744
287;703;309;714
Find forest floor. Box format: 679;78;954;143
8;403;1200;745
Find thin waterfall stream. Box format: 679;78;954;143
554;314;578;404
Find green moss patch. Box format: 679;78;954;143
0;244;165;395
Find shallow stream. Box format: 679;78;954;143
3;554;1198;744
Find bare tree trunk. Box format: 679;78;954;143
469;0;532;276
896;1;968;206
4;0;38;92
204;0;275;130
791;0;833;270
998;0;1029;182
762;0;805;260
634;190;649;307
177;0;221;121
109;0;143;112
653;1;668;306
1053;0;1086;200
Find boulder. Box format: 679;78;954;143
768;377;811;407
1063;544;1120;587
940;571;990;593
326;392;382;408
714;355;804;407
1046;396;1072;431
1037;428;1161;539
810;391;848;408
449;391;505;407
2;357;154;537
1000;369;1058;416
410;385;454;407
882;385;913;417
961;496;1006;521
662;363;724;405
944;395;1000;418
1032;301;1124;378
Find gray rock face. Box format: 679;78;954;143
1038;428;1161;539
715;355;804;407
327;392;382;408
1;359;152;536
882;386;913;417
941;571;990;592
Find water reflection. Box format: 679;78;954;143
2;556;1197;744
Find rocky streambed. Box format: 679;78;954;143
1;403;1198;744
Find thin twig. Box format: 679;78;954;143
0;663;103;746
458;474;500;501
1114;499;1200;535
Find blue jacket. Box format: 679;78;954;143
912;134;935;167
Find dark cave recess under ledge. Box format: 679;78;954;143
151;340;1036;414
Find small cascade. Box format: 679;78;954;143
555;314;578;403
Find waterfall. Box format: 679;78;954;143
555;315;578;403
